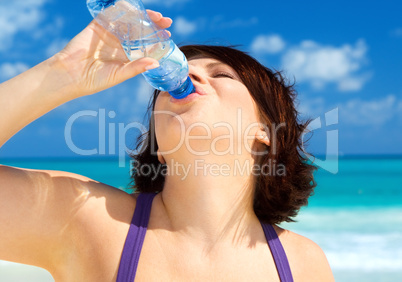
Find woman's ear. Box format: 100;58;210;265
254;128;270;146
157;149;166;164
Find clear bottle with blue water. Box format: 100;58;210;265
86;0;195;99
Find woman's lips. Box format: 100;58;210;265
169;86;207;104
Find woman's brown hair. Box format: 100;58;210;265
130;45;317;225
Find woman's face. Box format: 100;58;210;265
154;57;262;158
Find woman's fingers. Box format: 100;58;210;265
147;10;162;21
146;9;173;29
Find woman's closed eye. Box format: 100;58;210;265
212;72;236;79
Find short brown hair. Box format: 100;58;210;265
130;45;317;225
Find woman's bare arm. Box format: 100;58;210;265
0;11;172;147
0;55;77;147
0;11;171;271
0;166;95;269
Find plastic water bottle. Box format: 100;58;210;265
86;0;195;99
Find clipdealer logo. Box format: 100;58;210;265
63;107;339;174
301;107;339;174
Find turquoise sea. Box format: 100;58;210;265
0;157;401;281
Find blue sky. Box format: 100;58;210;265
0;0;401;158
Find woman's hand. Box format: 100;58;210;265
0;11;172;148
54;10;172;98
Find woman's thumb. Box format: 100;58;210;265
120;57;160;80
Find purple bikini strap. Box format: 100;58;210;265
116;193;156;282
261;222;294;282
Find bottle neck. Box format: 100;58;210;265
168;76;195;99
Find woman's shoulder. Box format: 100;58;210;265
0;165;139;279
31;168;139;243
49;171;139;279
273;225;335;282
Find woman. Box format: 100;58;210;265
0;10;334;282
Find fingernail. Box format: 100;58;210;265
145;62;160;70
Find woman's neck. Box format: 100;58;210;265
158;155;260;249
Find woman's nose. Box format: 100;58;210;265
188;66;208;84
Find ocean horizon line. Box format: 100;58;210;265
2;153;402;161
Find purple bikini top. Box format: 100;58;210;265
117;193;293;282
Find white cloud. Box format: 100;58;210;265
251;34;286;54
390;28;402;38
212;16;258;30
173;15;258;36
340;95;399;126
0;62;29;80
281;39;371;92
38;125;52;137
297;96;326;118
33;16;64;40
46;38;69;57
0;0;48;51
143;0;190;7
134;78;154;106
338;73;373;92
56;76;154;121
297;94;402;128
174;17;197;36
115;77;153;115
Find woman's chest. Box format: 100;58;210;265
134;232;281;282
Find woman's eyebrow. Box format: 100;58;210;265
205;62;226;69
